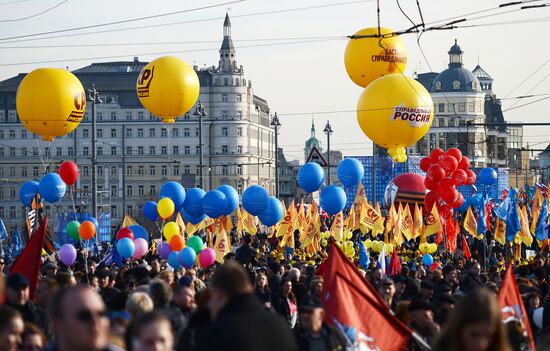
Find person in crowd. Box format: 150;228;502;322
254;272;273;310
21;323;47;351
148;280;186;343
128;311;174;351
34;278;59;312
431;289;512;351
288;267;308;302
435;265;458;299
0;306;25;351
5;274;46;331
149;258;161;279
408;299;440;345
53;272;76;290
378;278;396;308
308;277;324;298
159;270;174;288
235;234;256;267
98;270;121;306
266;261;282;299
294;295;347;351
460;262;483;294
0;257;5;274
125;292;154;320
171;284;196;319
200;262;298;351
41;262;58;279
419;280;435;303
274;278;298;328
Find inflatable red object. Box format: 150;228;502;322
384;173;427;206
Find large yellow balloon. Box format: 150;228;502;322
163;221;180;241
157;198;175;220
345;27;407;88
357;74;433;162
16;68;86;141
137;56;200;123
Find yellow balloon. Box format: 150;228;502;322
428;243;438;254
321;239;328;247
16;68;86;141
357;74;434;163
163;221;180;241
364;239;372;249
385;243;394;253
344;27;407;88
419;243;429;254
137;56;200;123
157;198;175;220
346;231;353;240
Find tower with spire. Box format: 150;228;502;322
219;13;237;73
304;119;322;161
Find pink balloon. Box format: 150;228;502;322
133;238;149;259
199;248;216;268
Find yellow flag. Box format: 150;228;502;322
330;211;344;241
214;228;230;263
360;201;384;236
386;204;396;238
423;203;442;237
413;202;423;239
392;203;404;246
343;206;355;240
186;221;200;237
518;205;533;247
401;204;414;241
277;200;295;238
121;214;137;228
243;209;257;235
464;207;480;239
531;187;544;235
494;218;506;245
297;200;307;236
353;183;367;206
176;213;186;244
301;202;320;247
236;205;244;236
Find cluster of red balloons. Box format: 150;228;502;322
420;148;476;219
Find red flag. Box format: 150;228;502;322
435;228;443;245
318;241;414;350
389;247;402;277
444;218;458;253
10;216;48;300
498;263;536;351
461;235;471;260
485;203;491;231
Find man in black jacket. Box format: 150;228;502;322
200;262;298;351
294;295;347;351
5;273;47;331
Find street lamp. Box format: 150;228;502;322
87;85;102;223
270;113;281;197
193;101;207;189
323;120;333;184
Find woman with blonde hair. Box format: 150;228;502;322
125;291;154;319
431;289;512;351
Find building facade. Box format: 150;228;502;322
0;14;275;229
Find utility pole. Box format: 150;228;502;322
372;142;377;203
87;85;102;223
193;102;207;189
270;113;281;197
323;120;333;185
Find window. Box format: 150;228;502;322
224;78;228;86
195;128;199;137
138;185;144;196
149;112;155;120
138;146;144;155
184;146;190;155
137;129;144;138
472;81;478;90
126;165;132;175
21;130;27;139
33;147;38;156
0;207;3;218
138;111;144;120
9;130;15;139
438;118;445;127
237;127;243;136
0;148;3;157
150;166;156;176
10;148;15;157
150;185;156;196
83;129;89;138
126;185;133;196
222;94;228;102
111;129;117;138
237;94;242;102
110;165;117;176
138;166;144;175
0;130;3;139
97;146;103;156
111;112;117;121
68;147;74;156
111;185;117;197
126;128;132;137
111;146;117;155
438;103;445;113
172;128;179;137
126;146;132;155
172;146;179;155
161;128;167;137
9;167;15;177
195;145;200;154
435;81;441;91
149;128;156;137
161;146;167;155
126;111;133;120
33;166;39;177
173;165;180;176
222;111;228;118
184;165;190;175
184;113;190;120
21;167;27;177
149;146;155;155
449;104;455;113
222;145;228;154
222;165;228;175
97;166;103;177
56;147;62;156
458;103;465;113
468;101;475;112
10;206;16;219
82;166;89;177
22;148;27;157
237;165;243;175
452;81;461;90
111;206;118;218
97;129;103;138
83;147;89;156
127;205;133;216
222;127;228;136
237;145;243;154
184;128;190;137
161;166;167;176
45;148;50;157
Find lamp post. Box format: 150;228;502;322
87;85;102;222
323;120;333;184
270;113;281;197
193;101;207;189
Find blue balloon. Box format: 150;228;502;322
38;173;66;203
457;201;469;213
183;188;206;217
143;201;159;221
202;190;227;218
116;237;135;259
242;185;269;216
258;196;284;227
337;158;364;188
88;217;99;230
180;209;206;225
19;180;39;207
478;168;497;185
178;247;197;269
159;182;186;210
168;251;181;269
128;225;149;241
422;253;433;266
217;185;239;215
320;185;347;216
297;162;324;193
470;194;483;208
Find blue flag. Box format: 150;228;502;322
0;218;8;243
358;240;370;269
535;198;549;241
109;236;124;267
9;225;24;258
496;188;521;241
477;195;487;234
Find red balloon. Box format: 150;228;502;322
59;161;79;186
440;156;458;175
458;156;470;170
427;165;445;182
451;193;464;208
445;148;462;163
430;148;445;163
424;190;440;210
465;170;476;185
451;169;467;186
420;157;432;172
439;204;453;219
440;186;458;204
116;227;134;241
439;177;455;190
424;177;438;191
430;262;441;271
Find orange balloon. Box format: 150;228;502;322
79;221;96;241
170;235;185;251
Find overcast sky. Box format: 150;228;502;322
1;0;549;162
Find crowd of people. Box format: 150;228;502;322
0;230;548;351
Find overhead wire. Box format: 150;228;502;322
0;0;32;5
0;0;68;22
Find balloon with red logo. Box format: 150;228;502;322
419;157;432;172
427;165;445;182
430;148;445;163
458;156;470;170
424;190;440;210
465;170;476;185
424;177;438;191
439;177;455;190
451;193;464;208
440;186;458;204
451;169;467;186
440;156;458;174
59;161;79;186
439;204;453;219
445;148;462;163
116;227;134;241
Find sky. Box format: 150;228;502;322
1;0;549;162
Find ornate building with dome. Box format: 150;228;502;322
414;40;523;170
